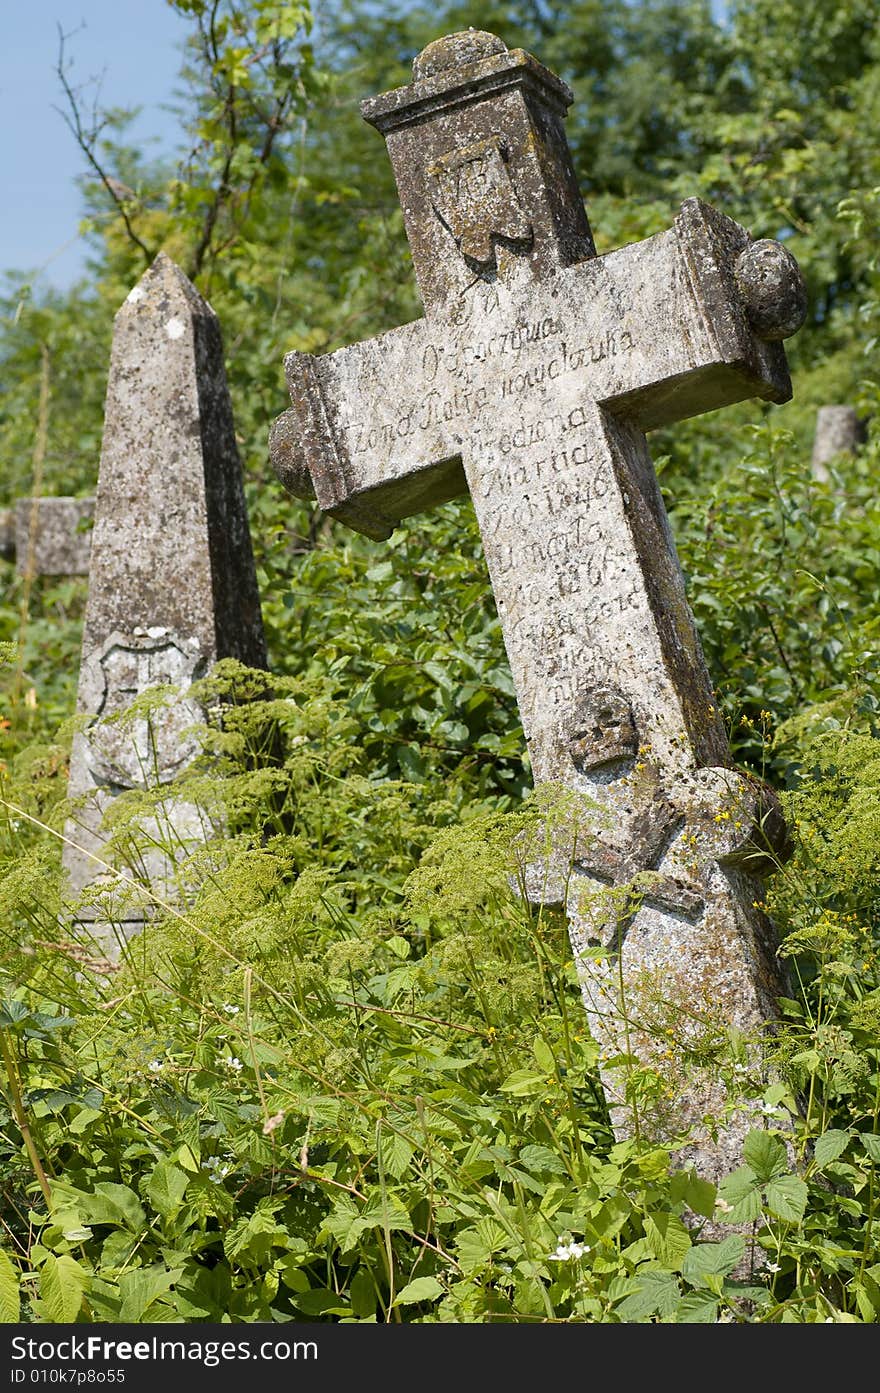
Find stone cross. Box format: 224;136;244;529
811;404;865;483
269;31;807;1179
0;498;94;574
65;252;266;954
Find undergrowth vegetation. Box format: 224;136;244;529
2;0;880;1324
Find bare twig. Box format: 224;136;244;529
53;25;153;265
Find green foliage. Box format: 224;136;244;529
0;669;878;1324
2;0;880;1326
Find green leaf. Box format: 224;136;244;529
519;1144;568;1177
39;1255;87;1323
717;1167;762;1224
146;1160;189;1219
765;1174;808;1223
532;1037;556;1074
499;1068;549;1095
224;1205;289;1264
393;1276;444;1306
644;1213;692;1271
0;1249;20;1324
361;1191;411;1233
676;1293;719;1323
295;1288;351;1316
743;1130;788;1183
349;1268;377;1318
671;1171;717;1219
119;1266;179;1322
813;1129;850;1169
860;1132;880;1162
77;1183;145;1231
682;1235;746;1287
616;1271;680;1322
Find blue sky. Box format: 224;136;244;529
3;1;188;289
4;2;731;292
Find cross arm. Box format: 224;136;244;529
270;316;469;541
490;198;804;435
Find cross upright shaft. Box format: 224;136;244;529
271;31;807;1178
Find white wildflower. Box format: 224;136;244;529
223;1055;244;1072
147;1059;163;1074
223;1004;240;1015
549;1239;589;1261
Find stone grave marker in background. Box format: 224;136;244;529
811;404;865;483
65;252;266;954
0;498;94;574
13;497;95;576
270;30;807;1179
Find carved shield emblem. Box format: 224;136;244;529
428;136;533;270
82;630;205;790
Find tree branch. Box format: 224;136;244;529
53;25;153;266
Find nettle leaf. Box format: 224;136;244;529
813;1129;850;1169
0;1249;20;1323
119;1266;180;1322
321;1199;368;1256
765;1174;808;1223
743;1130;788;1183
146;1160;190;1219
616;1271;680;1322
382;1133;415;1179
717;1167;762;1225
860;1133;880;1163
39;1255;87;1323
361;1191;411;1234
682;1235;746;1288
393;1276;444;1306
224;1205;289;1265
644;1213;692;1271
676;1293;719;1323
519;1144;568;1178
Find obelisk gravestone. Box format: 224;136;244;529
270;31;807;1179
65;253;266;950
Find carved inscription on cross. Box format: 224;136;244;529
270;31;806;1175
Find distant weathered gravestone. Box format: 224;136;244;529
65;252;266;951
270;31;807;1177
13;497;94;576
811;404;865;483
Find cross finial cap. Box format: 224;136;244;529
412;30;508;81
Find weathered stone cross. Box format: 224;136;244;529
270;30;807;1178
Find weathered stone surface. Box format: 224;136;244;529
13;497;94;576
811;404;865;483
270;31;807;1181
65;253;266;951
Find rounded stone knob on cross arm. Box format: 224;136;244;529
413;30;508;81
734;239;808;342
268;409;316;502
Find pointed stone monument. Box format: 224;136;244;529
64;253;266;950
270;31;808;1179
